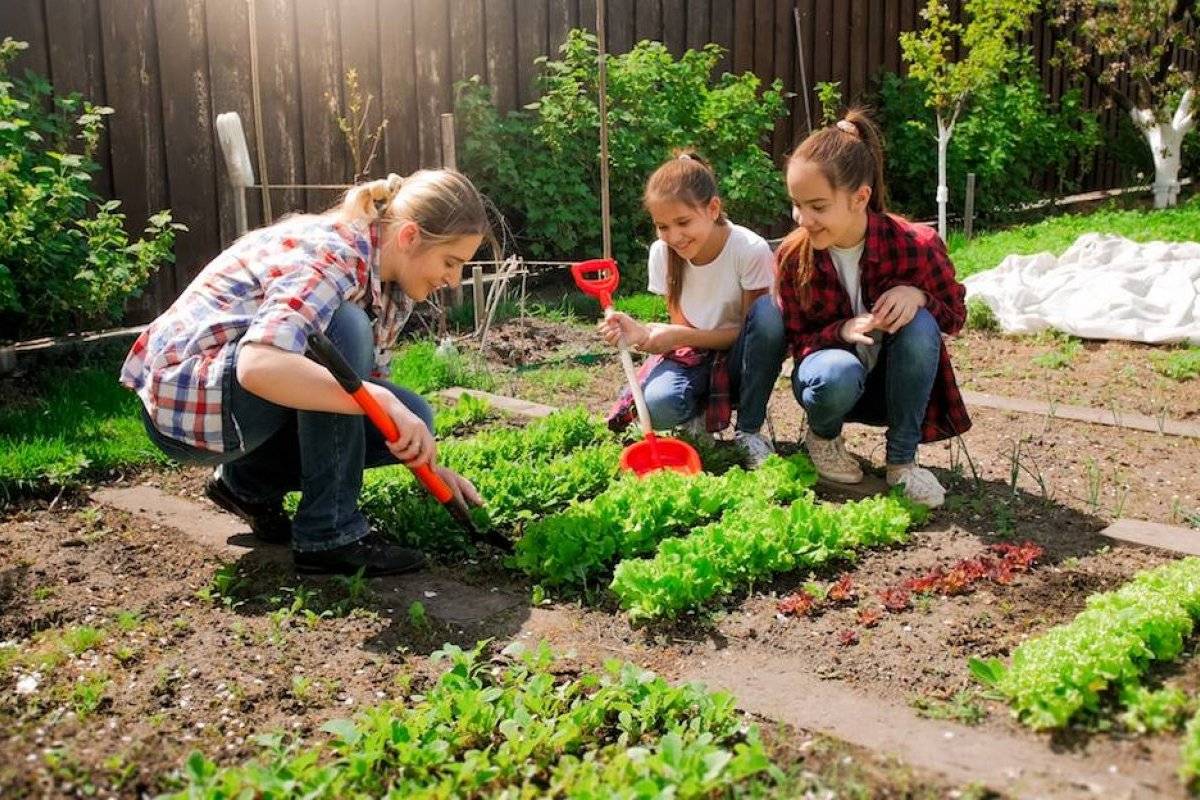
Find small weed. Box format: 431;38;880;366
71;672;110;718
408;601;429;630
32;585;55;602
290;674;315;705
113;645;139;665
1032;335;1082;369
910;690;987;725
114;610;143;632
62;625;104;655
965;297;999;332
1150;345;1200;381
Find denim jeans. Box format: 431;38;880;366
141;302;433;553
640;294;786;433
790;307;941;465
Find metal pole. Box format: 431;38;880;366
793;5;814;136
964;172;976;241
597;0;612;261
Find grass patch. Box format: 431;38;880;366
948;194;1200;279
0;364;165;498
613;291;669;322
388;340;495;395
964;297;999;332
1151;345;1200;381
520;365;592;392
1031;334;1083;370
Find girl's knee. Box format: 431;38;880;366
891;308;941;356
746;294;785;341
642;383;693;427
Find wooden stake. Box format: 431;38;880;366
964;172;976;241
597;0;612;261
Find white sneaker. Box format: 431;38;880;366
803;430;864;484
886;463;946;508
734;430;776;469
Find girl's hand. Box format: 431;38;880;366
840;313;878;346
871;285;926;333
598;312;649;349
434;465;484;507
369;384;437;467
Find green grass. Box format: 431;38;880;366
1152;346;1200;381
388;340;496;395
613;291;669;322
0;365;166;497
948;194;1200;279
519;365;592;392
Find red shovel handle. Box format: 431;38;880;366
571;258;619;310
308;330;454;504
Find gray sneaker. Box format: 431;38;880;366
734;430;776;469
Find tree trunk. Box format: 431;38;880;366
936;115;953;241
1131;89;1195;209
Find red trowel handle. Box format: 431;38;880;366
307;330;452;504
571;258;619;310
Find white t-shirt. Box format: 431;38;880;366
829;241;881;371
646;223;775;330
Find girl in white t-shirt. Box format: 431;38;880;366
601;152;786;468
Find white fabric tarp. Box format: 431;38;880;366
963;233;1200;344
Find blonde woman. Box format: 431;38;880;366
121;171;493;576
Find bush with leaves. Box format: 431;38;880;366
0;38;182;340
877;54;1100;222
457;30;786;285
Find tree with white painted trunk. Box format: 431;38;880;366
900;0;1038;241
1050;0;1198;209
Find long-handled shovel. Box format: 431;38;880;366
571;258;701;477
307;330;512;552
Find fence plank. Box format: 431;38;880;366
386;0;424;173
516;0;548;106
636;0;662;43
732;0;753;73
547;0;576;53
867;0;883;86
662;0;685;55
205;0;259;243
685;0;710;51
753;0;772;79
295;0;348;203
710;0;733;74
607;0;634;53
154;0;219;286
813;0;833;90
771;0;793;161
883;0;900;75
98;0;171;317
1;0;49;78
44;0;112;199
339;0;385;180
483;0;517;111
831;0;850;100
849;0;867;102
578;0;598;34
254;0;306;215
413;0;451;166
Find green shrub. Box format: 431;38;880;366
1151;346;1200;381
0;38;182;340
458;30;787;286
876;53;1100;222
964;297;999;332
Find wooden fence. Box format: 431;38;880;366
1;0;1194;318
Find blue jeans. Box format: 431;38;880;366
141;303;433;553
791;307;941;465
640;294;786;433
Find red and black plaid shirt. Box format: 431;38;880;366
777;211;972;443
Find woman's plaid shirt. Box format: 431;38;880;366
777;211;972;443
120;218;412;452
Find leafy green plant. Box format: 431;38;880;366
515;454;817;588
611;492;925;622
1118;684;1192;734
1031;334;1082;369
814;81;843;127
971;558;1200;730
0;38;183;339
168;641;782;798
357;409;619;553
433;392;492;437
1181;705;1200;789
458;30;787;285
1151;345;1200;381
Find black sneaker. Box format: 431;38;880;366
204;475;292;545
293;533;426;577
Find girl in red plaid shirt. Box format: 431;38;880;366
121;172;492;576
777;109;971;508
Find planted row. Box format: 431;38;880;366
514;454;818;587
168;641;781;799
611;493;924;622
358;409;620;553
971;557;1200;730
